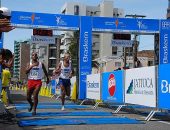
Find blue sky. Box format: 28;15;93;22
1;0;168;52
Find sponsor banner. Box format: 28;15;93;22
125;66;156;107
51;79;56;95
160;20;170;64
158;64;170;110
102;71;124;103
92;17;159;33
86;74;101;100
31;35;55;44
0;33;4;49
112;39;133;47
11;11;79;30
79;16;92;99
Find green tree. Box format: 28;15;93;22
68;31;79;75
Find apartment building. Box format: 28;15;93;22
13;40;30;81
60;0;126;59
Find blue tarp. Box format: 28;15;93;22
18;117;143;126
15;105;90;110
16;111;113;118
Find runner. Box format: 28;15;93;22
54;53;73;111
26;52;49;115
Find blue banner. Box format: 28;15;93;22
160;20;170;64
79;16;92;99
0;33;4;49
102;71;124;103
51;80;56;95
11;11;79;30
92;17;159;33
158;64;170;110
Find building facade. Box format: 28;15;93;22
60;0;126;59
92;50;154;73
30;36;61;76
13;40;30;81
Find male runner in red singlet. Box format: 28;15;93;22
26;52;49;115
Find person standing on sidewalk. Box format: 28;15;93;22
2;68;12;106
26;52;49;115
53;53;73;111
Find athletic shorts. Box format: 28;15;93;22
27;79;42;90
59;78;71;88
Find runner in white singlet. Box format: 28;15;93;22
26;52;49;115
54;53;73;111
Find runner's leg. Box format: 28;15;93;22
32;85;41;115
27;88;34;112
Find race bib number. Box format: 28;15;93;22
30;69;39;78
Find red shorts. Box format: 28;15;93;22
27;79;42;90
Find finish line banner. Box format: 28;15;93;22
160;20;170;64
92;17;159;33
79;16;92;99
11;11;79;30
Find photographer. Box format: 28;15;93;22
0;7;14;117
0;7;14;32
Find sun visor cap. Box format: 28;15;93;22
0;7;11;16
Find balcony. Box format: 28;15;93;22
49;57;56;60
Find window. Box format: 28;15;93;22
112;46;117;55
49;60;56;68
74;5;79;15
148;61;154;66
49;49;56;57
125;47;133;56
115;62;121;67
129;63;133;68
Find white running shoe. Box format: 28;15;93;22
61;106;65;111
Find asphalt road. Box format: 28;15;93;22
1;90;170;130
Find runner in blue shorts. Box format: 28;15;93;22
54;53;73;111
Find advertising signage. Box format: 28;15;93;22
160;20;170;64
158;64;170;110
11;11;79;30
92;17;159;33
79;16;92;99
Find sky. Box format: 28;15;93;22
1;0;168;52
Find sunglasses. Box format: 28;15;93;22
0;13;11;20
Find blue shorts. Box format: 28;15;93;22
59;78;71;88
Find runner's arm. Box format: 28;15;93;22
25;63;33;74
54;62;61;74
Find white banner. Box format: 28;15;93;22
125;66;156;107
112;39;133;47
31;35;55;44
86;74;101;100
